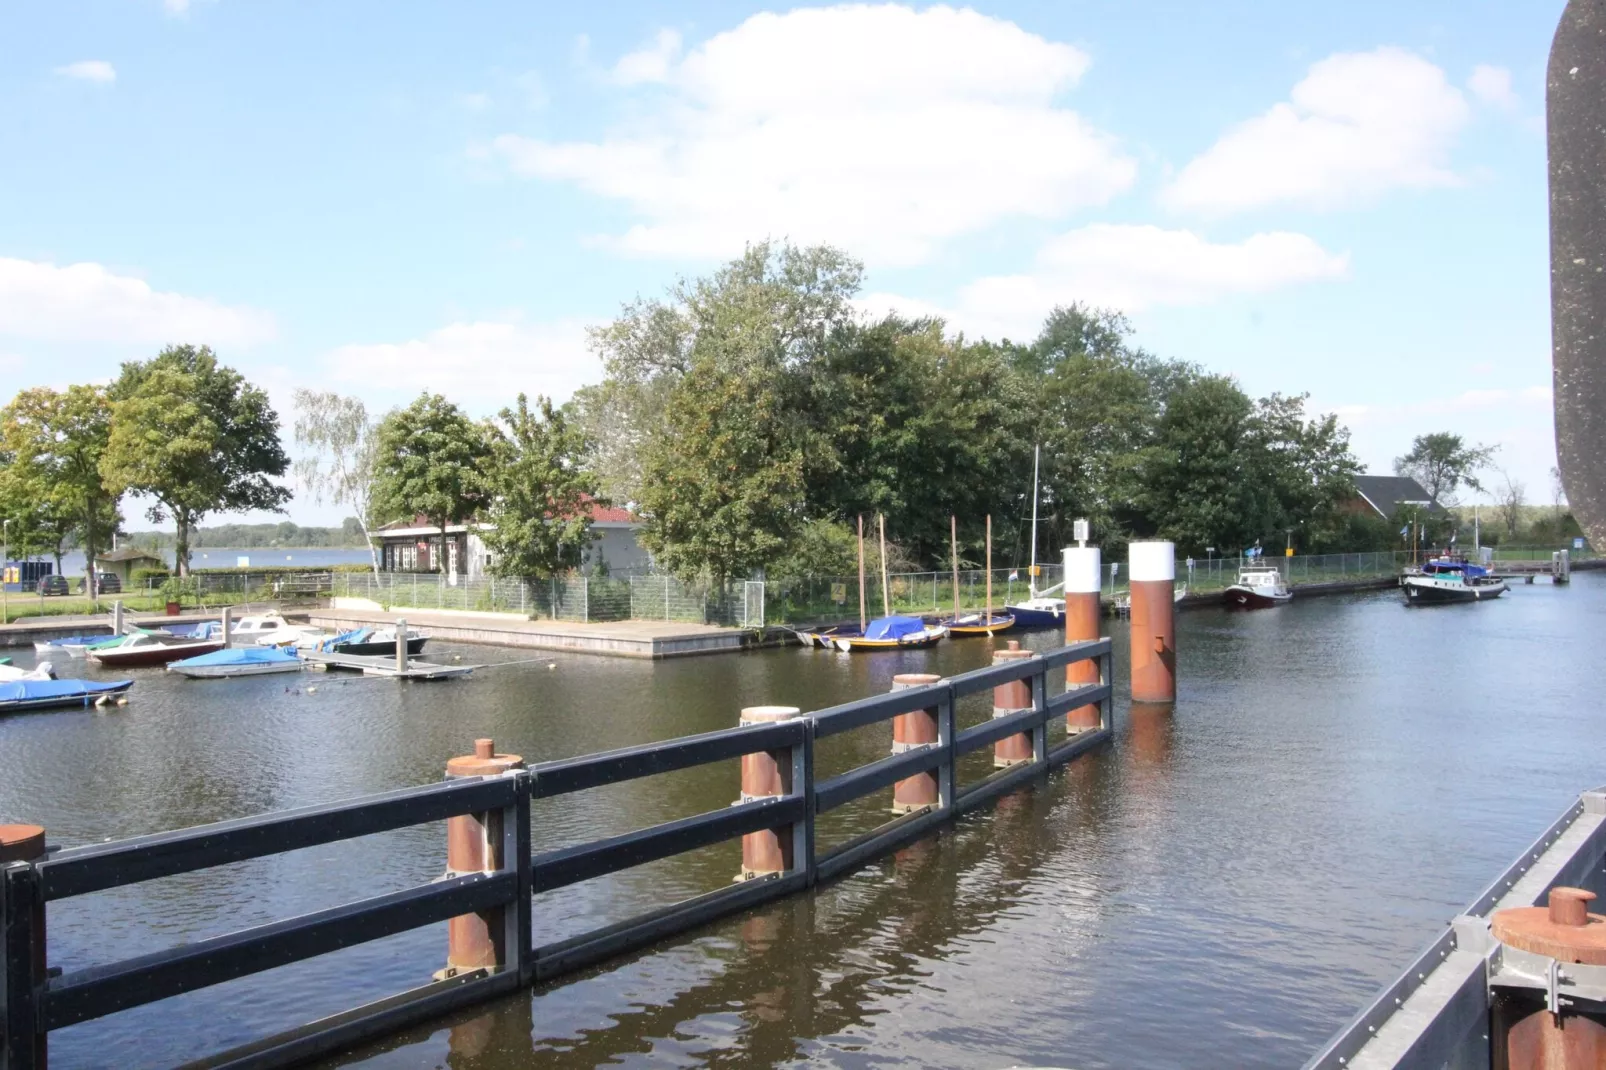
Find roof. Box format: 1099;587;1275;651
97;548;166;563
1353;475;1440;519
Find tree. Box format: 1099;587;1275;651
371;393;491;574
293;390;382;575
482;394;599;578
1496;470;1527;539
1;385;121;594
101;346;290;576
1394;433;1496;508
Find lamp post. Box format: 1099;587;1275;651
1206;546;1215;586
3;518;9;625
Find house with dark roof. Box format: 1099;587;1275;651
1348;475;1441;520
372;500;649;578
94;547;168;585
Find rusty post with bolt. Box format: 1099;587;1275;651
1063;543;1102;732
992;640;1033;767
889;674;940;812
440;738;523;977
1491;886;1606;1067
1128;541;1176;704
2;823;48;1069
737;706;802;879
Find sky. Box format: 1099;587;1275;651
1;0;1567;527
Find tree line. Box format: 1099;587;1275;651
7;240;1530;588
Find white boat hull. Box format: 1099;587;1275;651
168;660;304;678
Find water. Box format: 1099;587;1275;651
29;547;372;576
2;577;1602;1068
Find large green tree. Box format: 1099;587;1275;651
371;393;491;573
101;345;290;575
1394;432;1497;508
1;385;121;593
482;394;599;577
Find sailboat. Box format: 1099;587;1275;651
832;514;947;652
939;514;1013;636
1005;445;1067;629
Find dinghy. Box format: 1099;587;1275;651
833;615;947;652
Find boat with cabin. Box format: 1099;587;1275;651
326;626;427;657
832;615;947;652
168;646;303;679
1223;565;1292;608
1401;558;1508;604
89;632;226;668
1005;446;1067;629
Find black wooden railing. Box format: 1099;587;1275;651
0;637;1113;1070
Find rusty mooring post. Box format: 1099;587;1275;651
2;823;48;1069
991;641;1033;767
738;706;802;879
1063;544;1102;732
889;673;940;812
1491;886;1606;1067
1128;541;1176;704
440;739;523;976
395;618;408;675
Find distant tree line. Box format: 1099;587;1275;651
123;519;367;550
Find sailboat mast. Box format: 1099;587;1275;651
857;514;867;632
950;515;960;621
986;514;993;624
878;513;891;619
1028;443;1040;599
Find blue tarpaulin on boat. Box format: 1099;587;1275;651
863;615;925;640
170;647;300;670
0;679;131;703
317;628;370;652
44;634;116;647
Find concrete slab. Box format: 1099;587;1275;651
307;608;750;659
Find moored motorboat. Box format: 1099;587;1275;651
222;613;296;645
329;627;427;657
1401;558;1508;604
168;646;303;678
33;632;117;655
0;678;133;713
1223;566;1292;609
90;632;226;668
833;615;946;652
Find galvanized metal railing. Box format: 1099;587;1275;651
0;637;1112;1070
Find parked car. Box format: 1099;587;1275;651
35;575;68;596
78;573;121;594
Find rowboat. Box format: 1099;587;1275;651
942;612;1014;637
90;633;226;668
833;615;946;652
938;514;1013;637
168;646;303;679
0;678;133;714
796;626;847;648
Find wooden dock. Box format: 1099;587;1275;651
300;650;476;679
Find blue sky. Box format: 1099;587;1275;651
2;0;1565;526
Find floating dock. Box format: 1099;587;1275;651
300;650;476;679
310;608;751;659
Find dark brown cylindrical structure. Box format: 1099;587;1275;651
1063;545;1103;732
1492;886;1606;1068
2;823;48;1068
739;705;802;879
992;641;1033;767
442;738;524;974
1128;541;1176;704
890;673;940;812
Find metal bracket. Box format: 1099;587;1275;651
1489;943;1606;1013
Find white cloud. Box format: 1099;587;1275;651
1467;64;1519;111
164;0;190;13
1162;47;1470;215
610;29;682;85
326;320;597;408
864;224;1347;339
54;61;116;84
0;258;274;345
492;4;1135;265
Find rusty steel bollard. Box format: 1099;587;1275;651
889;673;940;813
992;641;1033;768
737;706;802;880
1;823;48;1067
1063;545;1102;732
1491;886;1606;1067
440;739;523;977
1128;541;1176;704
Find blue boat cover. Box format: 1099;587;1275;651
1426;559;1488;577
318;628;370;651
45;634;117;647
863;615;926;640
0;679;131;702
171;647;300;668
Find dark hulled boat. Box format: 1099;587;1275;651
1401;558;1508;604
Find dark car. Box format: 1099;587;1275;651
35;574;68;596
78;573;121;595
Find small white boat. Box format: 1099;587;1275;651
168;646;303;678
34;633;119;656
0;661;57;682
225;614;296;645
1224;566;1292;609
255;625;329;649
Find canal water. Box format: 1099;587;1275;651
2;576;1602;1068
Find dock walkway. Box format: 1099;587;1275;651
301;650;476;679
309;607;750;659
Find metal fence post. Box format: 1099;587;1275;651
790;718;816;887
503;770;533;985
937;686;957;810
1099;650;1114;731
2;860;44;1070
1030;664;1048;766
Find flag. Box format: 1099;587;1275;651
1399;526;1409;538
1449;531;1457;545
1007;570;1019;581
